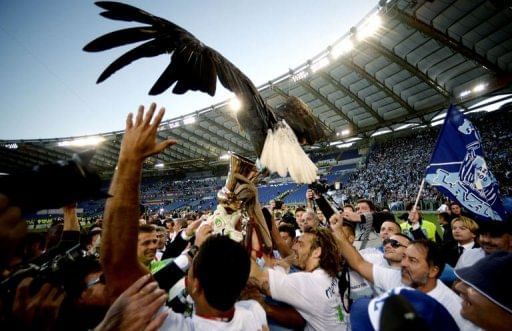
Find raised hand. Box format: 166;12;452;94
194;223;213;247
329;213;344;232
119;103;176;163
12;278;66;331
94;274;168;331
233;173;259;206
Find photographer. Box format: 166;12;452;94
0;191;109;330
0;194;25;270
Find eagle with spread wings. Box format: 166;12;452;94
84;1;329;183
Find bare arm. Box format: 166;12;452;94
240;285;305;329
248;259;271;296
268;213;293;258
330;214;375;283
62;204;80;232
101;103;176;300
261;301;306;329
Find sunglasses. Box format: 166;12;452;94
86;274;105;288
383;238;407;248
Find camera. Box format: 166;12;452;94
0;152;108;214
308;179;334;194
0;244;86;302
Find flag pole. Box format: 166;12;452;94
412;178;425;211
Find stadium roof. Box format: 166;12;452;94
1;0;512;176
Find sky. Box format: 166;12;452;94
0;0;378;140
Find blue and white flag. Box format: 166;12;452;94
425;105;506;221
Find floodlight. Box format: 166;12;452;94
459;90;471;98
469;94;512;109
219;153;230;160
345;137;362;143
336;142;355;148
155;163;165;168
229;97;242;112
331;38;353;58
341;129;350;136
370;129;391;137
394;123;416;131
356;13;382;40
183;116;196;125
310;57;330;72
4;143;18;149
467;96;512;114
431;112;447;121
472;83;486;93
430;119;444;127
58;136;105;147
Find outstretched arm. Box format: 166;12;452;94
101;103;176;300
330;214;375;283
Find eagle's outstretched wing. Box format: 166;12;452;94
273;96;331;145
85;1;318;183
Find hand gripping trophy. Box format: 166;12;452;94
207;153;272;255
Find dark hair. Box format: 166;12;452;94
281;213;297;227
381;220;401;234
138;224;156;233
478;220;512;236
449;201;461;208
405;202;421;211
278;223;296;239
391;233;411;244
438;212;450;224
64;255;102;299
410;240;445;278
295;207;306;214
303;227;341;277
193;235;250;311
357;199;375;212
174;218;188;230
342;221;356;237
343;204;355;212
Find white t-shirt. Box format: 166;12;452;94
158;300;267;331
372;265;481;331
455;247;485;269
268;268;346;331
360;247;387;266
349;247;387;300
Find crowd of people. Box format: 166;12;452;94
1;103;511;331
57;106;509;221
341;108;512;209
342;130;439;206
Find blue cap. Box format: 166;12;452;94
350;287;458;331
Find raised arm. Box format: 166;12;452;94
329;214;375;283
62;204;80;232
101;103;176;300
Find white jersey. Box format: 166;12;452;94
158;300;267;331
268;267;346;331
350;247;387;300
372;265;481;331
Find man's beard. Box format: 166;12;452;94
401;268;428;288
